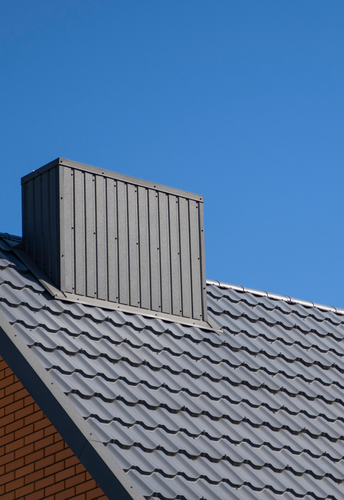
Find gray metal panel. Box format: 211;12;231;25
127;184;139;308
168;195;181;316
21;159;208;323
25;179;35;258
41;171;51;279
117;181;129;306
106;178;119;303
48;167;60;287
60;167;74;294
138;187;150;310
198;201;207;323
189;200;202;320
179;197;192;318
74;169;86;296
85;173;96;298
96;175;108;300
33;175;42;269
158;192;171;314
148;188;160;312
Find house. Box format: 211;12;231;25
1;158;344;500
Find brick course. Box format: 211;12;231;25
0;357;108;500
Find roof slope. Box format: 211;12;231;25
0;234;344;500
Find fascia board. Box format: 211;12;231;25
0;312;145;500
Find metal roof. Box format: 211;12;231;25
0;233;344;500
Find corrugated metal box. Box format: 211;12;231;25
21;158;208;324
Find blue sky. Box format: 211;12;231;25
1;1;344;307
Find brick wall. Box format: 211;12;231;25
0;356;108;500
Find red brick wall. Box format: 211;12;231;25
0;356;108;500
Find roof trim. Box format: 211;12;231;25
207;279;344;315
0;312;145;500
21;158;203;202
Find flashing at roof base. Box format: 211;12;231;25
13;245;221;332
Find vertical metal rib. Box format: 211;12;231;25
189;200;202;320
74;169;86;296
179;197;191;318
96;176;107;300
198;199;207;321
49;167;59;287
33;175;42;269
169;195;181;316
25;179;35;260
85;173;96;298
41;171;50;279
138;187;150;310
61;167;74;294
106;178;118;303
117;181;129;305
127;184;139;307
159;192;171;314
148;188;160;312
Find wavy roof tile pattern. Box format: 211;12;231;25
0;234;344;500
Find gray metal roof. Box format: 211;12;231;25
1;233;344;500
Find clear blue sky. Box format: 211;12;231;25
1;1;344;307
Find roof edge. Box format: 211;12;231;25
21;158;203;202
0;312;145;500
206;279;344;316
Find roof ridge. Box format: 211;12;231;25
207;280;344;316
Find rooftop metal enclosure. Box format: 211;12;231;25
21;158;208;326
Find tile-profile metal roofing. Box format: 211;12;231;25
1;232;344;500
